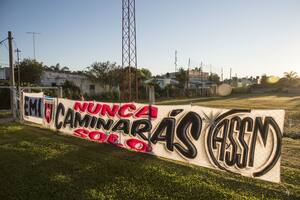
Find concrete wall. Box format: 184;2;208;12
40;70;106;95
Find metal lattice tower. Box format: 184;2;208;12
122;0;137;101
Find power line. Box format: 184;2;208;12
13;39;18;49
0;37;9;64
0;41;9;51
0;37;8;45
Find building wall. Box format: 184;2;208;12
188;70;209;80
0;68;6;80
0;67;10;80
40;70;107;95
167;70;209;81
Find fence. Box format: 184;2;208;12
285;118;300;138
0;86;61;121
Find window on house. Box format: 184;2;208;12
52;82;57;86
90;85;95;94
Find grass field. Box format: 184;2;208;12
158;93;300;137
0;93;299;200
0;111;12;119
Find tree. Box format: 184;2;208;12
86;61;154;100
280;71;299;88
208;73;220;84
260;74;268;86
136;67;152;94
139;68;152;81
86;61;122;89
61;66;70;72
175;68;188;95
276;77;289;88
49;63;70;72
284;71;298;83
108;65;123;87
62;80;81;99
50;63;61;71
165;72;170;78
18;59;43;85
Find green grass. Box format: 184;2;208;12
0;111;12;119
0;123;299;200
1;93;299;199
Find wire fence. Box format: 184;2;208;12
0;86;60;121
0;86;299;140
286;118;300;129
284;118;300;138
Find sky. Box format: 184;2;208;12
0;0;300;78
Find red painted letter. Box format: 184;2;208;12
126;138;150;152
87;103;102;115
107;134;122;146
101;104;120;117
118;104;136;118
74;128;89;138
89;131;107;142
74;102;88;112
135;106;158;119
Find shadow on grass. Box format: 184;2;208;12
0;123;299;200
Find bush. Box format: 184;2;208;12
0;88;10;109
62;80;81;100
232;86;250;94
86;91;120;102
43;89;59;97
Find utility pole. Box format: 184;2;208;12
221;67;224;82
26;32;40;60
229;67;232;85
8;31;16;120
187;58;190;90
15;48;21;87
200;61;203;87
174;50;177;73
8;31;15;89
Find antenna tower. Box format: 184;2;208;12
122;0;138;101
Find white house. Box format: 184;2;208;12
40;70;108;95
0;67;10;80
145;78;179;89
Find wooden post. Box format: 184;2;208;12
149;85;155;105
58;87;63;98
8;31;16;120
19;87;23;122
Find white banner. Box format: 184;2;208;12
22;92;44;124
23;93;285;183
